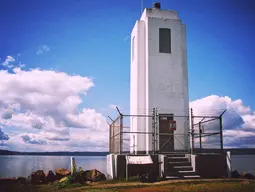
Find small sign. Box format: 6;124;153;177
169;120;176;131
160;117;168;120
126;156;153;165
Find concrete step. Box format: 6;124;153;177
165;154;186;158
173;166;193;171
167;157;189;162
183;175;201;179
165;175;201;180
168;161;191;166
179;170;199;176
165;176;180;180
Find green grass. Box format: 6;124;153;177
82;181;255;192
161;181;255;192
53;175;86;189
1;179;255;192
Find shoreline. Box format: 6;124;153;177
1;149;255;156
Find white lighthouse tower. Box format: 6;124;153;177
130;3;189;154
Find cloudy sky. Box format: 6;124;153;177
0;0;255;152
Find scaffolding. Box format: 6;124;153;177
108;107;225;154
190;109;226;153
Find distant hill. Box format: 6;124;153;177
1;148;255;156
192;148;255;155
0;149;109;156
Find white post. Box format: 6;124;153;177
133;135;137;155
158;155;165;178
71;156;76;175
126;155;129;181
226;151;232;178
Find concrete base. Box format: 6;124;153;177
190;153;228;178
107;152;230;180
106;154;166;180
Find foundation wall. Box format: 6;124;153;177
106;154;166;180
191;153;228;178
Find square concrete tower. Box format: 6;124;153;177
130;3;189;154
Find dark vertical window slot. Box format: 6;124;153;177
159;28;171;53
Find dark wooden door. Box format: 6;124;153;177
159;114;174;153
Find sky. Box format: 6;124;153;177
0;0;255;151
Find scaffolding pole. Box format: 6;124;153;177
190;108;195;154
219;109;226;151
199;122;202;150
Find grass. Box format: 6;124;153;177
1;179;255;192
55;179;255;192
83;180;255;192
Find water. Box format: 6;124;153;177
0;155;106;178
0;155;254;178
231;155;255;175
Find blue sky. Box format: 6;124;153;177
0;0;255;151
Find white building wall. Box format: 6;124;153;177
130;7;189;153
130;20;147;153
130;21;138;153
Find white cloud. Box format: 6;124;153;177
190;95;255;148
1;55;25;69
0;66;109;151
36;45;50;55
1;62;254;151
2;56;15;68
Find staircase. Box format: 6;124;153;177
164;153;200;179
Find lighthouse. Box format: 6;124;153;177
130;3;190;154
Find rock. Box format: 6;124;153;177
17;177;27;185
73;172;85;184
91;169;106;182
242;172;254;179
82;170;92;181
72;169;106;183
46;170;55;183
231;170;240;178
31;170;46;184
55;168;71;180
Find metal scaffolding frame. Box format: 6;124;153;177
108;107;226;154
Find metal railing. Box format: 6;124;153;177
190;109;226;153
108;107;225;154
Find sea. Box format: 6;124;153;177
0;155;254;178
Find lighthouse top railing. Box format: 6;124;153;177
108;107;225;155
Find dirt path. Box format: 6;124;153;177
120;187;170;192
57;178;247;192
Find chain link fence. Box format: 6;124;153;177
109;108;225;154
